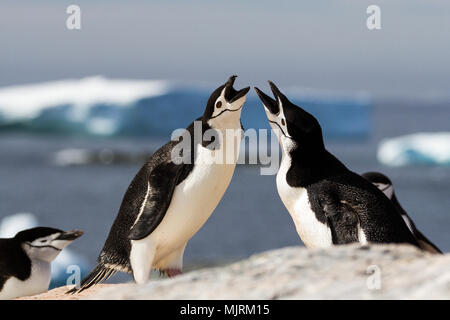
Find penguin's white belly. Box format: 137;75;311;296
0;260;50;300
276;172;333;249
150;144;239;266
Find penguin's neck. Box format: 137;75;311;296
280;138;348;188
207;111;242;131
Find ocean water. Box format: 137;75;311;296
0;100;449;284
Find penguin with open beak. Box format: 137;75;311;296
71;76;250;293
254;81;421;249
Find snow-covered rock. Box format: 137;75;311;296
88;244;449;300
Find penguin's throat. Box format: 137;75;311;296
279;135;296;156
207;109;242;131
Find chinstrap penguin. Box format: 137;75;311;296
254;81;420;249
362;171;442;254
70;76;250;293
0;227;83;299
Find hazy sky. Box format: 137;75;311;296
1;0;449;97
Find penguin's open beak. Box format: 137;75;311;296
56;229;84;241
268;81;286;102
229;86;250;103
254;86;279;115
224;75;250;104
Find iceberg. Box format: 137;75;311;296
0;76;170;136
0;76;169;120
0;76;372;139
377;132;450;166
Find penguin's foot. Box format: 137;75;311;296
166;268;182;278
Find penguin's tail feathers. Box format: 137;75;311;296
66;263;117;295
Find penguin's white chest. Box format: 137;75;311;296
150;139;240;261
276;159;332;248
0;260;51;300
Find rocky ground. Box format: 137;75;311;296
18;244;450;300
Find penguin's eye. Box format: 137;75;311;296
216;101;222;109
281;119;286;126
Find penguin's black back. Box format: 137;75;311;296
286;149;420;246
307;170;419;246
0;238;31;291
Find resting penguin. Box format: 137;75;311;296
70;76;249;293
0;227;83;299
254;81;420;249
362;171;442;254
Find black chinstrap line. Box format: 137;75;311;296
209;104;243;119
268;120;294;140
25;242;62;251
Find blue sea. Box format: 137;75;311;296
0;79;448;284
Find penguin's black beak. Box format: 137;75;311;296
56;229;84;241
229;86;250;103
268;81;286;102
254;86;279;115
225;75;250;104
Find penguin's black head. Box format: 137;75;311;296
15;227;83;262
203;75;250;126
362;171;395;199
254;81;324;150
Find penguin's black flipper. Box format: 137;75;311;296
320;187;360;244
128;161;184;240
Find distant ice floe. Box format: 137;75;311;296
52;148;93;166
52;148;151;166
377;132;450;166
0;76;372;138
0;212;89;289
